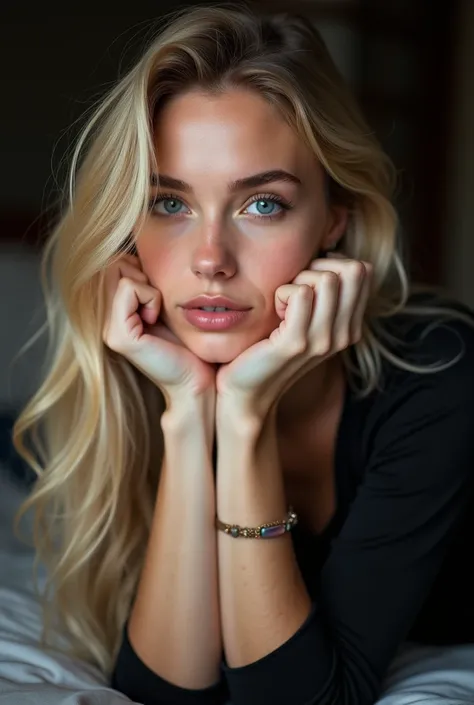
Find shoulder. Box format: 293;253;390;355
375;294;474;405
357;297;474;483
349;298;474;496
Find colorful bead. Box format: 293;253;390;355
260;524;286;538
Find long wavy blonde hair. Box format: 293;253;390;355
12;2;469;675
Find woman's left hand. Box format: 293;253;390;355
216;254;372;419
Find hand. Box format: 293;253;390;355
102;254;217;402
215;254;372;418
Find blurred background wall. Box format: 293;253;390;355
1;0;473;412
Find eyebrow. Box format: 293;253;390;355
150;169;302;192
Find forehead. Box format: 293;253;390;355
152;88;318;176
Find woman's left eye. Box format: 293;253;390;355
244;196;291;219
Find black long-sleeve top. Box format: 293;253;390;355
111;307;474;705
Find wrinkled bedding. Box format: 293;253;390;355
0;467;139;704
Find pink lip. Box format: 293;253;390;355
182;307;250;331
183;296;250;311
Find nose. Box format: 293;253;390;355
191;229;237;280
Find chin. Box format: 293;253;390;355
187;338;247;364
168;313;277;363
180;329;264;364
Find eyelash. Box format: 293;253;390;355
147;192;294;221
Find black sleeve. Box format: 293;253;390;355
111;623;229;705
220;319;474;705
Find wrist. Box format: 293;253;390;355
165;384;215;410
216;395;276;437
162;388;216;437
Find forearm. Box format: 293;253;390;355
128;391;222;689
216;407;311;668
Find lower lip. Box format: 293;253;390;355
182;308;250;331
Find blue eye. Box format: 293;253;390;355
244;194;292;220
246;199;282;216
152;197;186;215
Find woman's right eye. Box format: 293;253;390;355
149;196;189;216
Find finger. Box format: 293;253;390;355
350;262;372;341
308;258;367;348
117;278;161;329
275;284;314;354
106;278;161;348
103;258;150;331
104;259;147;306
328;260;370;343
306;271;340;355
274;283;297;320
334;261;366;347
116;258;148;283
105;258;148;300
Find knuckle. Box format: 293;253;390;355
102;324;123;352
103;330;119;352
336;333;351;351
347;260;366;280
312;334;332;356
299;283;313;296
287;337;308;356
117;276;132;290
102;317;127;353
320;271;339;287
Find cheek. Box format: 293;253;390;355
136;238;171;285
251;244;315;290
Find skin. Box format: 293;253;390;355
135;87;348;424
118;87;370;684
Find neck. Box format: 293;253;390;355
275;356;344;433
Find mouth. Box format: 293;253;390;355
181;306;251;331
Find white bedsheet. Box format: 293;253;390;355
1;466;474;704
0;468;139;704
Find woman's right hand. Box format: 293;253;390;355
102;254;217;403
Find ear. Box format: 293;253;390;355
320;205;348;252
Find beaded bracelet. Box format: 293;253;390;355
216;507;298;539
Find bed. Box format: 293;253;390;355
0;447;139;704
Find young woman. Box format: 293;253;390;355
13;5;474;705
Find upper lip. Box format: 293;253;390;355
182;295;251;311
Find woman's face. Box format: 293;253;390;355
135;87;347;364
